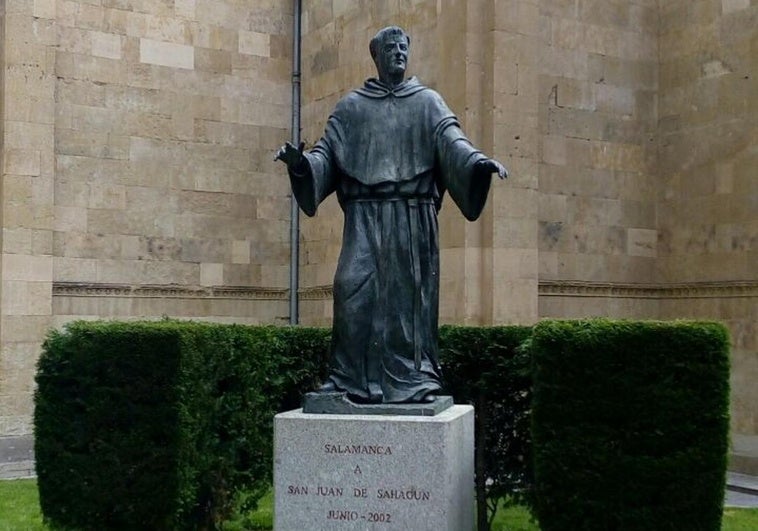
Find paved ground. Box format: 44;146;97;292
726;472;758;508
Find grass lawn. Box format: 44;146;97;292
2;479;757;530
0;479;44;531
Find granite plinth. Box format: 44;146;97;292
274;405;474;531
302;392;453;416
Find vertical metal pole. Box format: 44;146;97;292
289;0;302;325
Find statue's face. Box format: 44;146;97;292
374;34;409;80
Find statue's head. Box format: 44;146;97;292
369;26;410;84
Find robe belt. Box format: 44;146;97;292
406;198;424;371
345;195;436;204
344;195;432;371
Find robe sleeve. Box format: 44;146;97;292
288;117;341;217
435;118;492;221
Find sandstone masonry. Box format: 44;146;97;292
0;0;755;476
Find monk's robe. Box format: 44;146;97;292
288;76;494;403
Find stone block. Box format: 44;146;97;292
57;79;107;108
493;248;539;281
142;13;191;44
627;228;658;257
4;122;54;151
52;257;97;283
492;279;538;324
91;31;123;60
260;264;289;287
538;221;575;253
33;0;56;19
61;52;128;85
274;406;474;531
722;0;750;14
75;3;105;31
4;150;41;177
2;254;53;282
554;76;596;111
539;192;569;223
231;240;251;264
493;217;536;248
595;83;636;115
540;0;578;19
590;140;645;172
200;262;224;286
220;263;253;285
332;0;354;18
540;47;588;80
492;186;538;220
541;134;566;165
195;47;232;74
4;70;55;124
88;183;127;210
494;0;540;35
175;0;196;19
139;38;194;70
57;26;92;55
3;229;34;255
538;250;559;279
547;106;606;141
239;30;270;57
1;315;52;343
579;0;630;28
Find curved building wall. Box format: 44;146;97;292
0;0;755;476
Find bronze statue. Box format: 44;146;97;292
276;26;506;405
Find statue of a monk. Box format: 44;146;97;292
276;26;507;404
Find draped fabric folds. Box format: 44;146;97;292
288;77;494;403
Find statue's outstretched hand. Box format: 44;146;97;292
274;141;306;172
476;158;508;180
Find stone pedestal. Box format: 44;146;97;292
274;405;474;531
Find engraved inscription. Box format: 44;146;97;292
324;443;392;455
368;512;392;523
377;488;431;501
326;510;392;523
287;484;432;502
327;510;360;521
283;437;438;528
316;486;344;497
286;485;346;498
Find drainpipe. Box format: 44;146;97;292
289;0;302;325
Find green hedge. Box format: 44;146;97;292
440;325;534;530
35;321;330;530
530;319;730;531
36;319;731;530
35;321;531;530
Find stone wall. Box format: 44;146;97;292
536;0;660;319
0;0;755;475
1;0;56;448
295;0;757;473
297;0;449;326
50;0;294;318
297;0;540;326
0;0;294;475
657;0;757;473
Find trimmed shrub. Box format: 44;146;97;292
440;325;534;531
271;326;331;413
531;319;730;531
35;321;290;530
35;321;534;530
